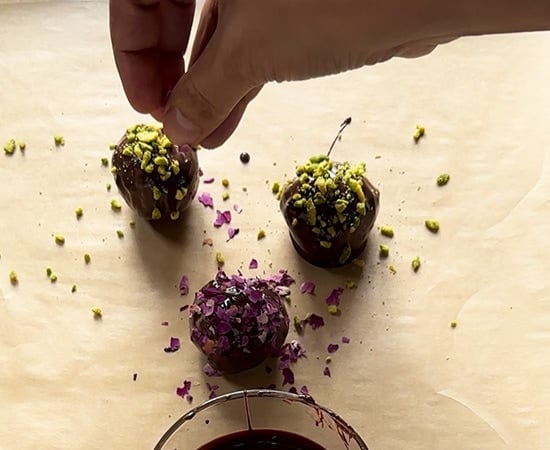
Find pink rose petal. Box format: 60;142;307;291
323;366;331;377
179;275;190;296
327;343;339;353
325;287;344;306
249;258;258;269
198;192;214;208
342;336;351;344
164;336;181;353
233;204;243;213
203;177;215;184
300;281;316;294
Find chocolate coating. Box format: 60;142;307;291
190;271;290;375
111;126;199;221
280;160;380;268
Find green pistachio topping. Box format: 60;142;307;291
75;207;83;218
450;320;457;328
116;230;124;238
328;305;339;315
106;183;112;191
9;270;18;285
338;243;352;265
170;211;180;221
425;219;440;233
152;186;162;201
46;267;53;277
101;157;109;166
215;252;225;266
413;124;425;142
257;228;266;240
389;264;397;274
222;178;230;187
222;191;230;201
320;240;332;248
18;141;26;151
379;244;390;258
175;188;187;201
50;273;58;283
54;135;65;146
3;139;16;155
151;208;162;220
437;173;450;186
380;225;394;238
271;181;281;195
344;280;357;289
71;284;77;293
54;234;65;245
293;316;303;333
411;256;421;272
111;199;122;211
84;253;91;264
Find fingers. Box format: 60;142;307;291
110;0;195;114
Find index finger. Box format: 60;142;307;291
110;0;195;116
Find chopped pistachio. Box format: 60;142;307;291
46;267;53;277
175;188;186;201
215;252;225;266
106;183;112;191
110;166;118;174
54;135;65;146
153;155;169;166
84;253;91;264
50;273;58;283
345;280;357;289
352;258;366;268
413;124;425;142
109;143;117;150
3;139;16;155
221;178;230;187
91;306;102;318
18;141;26;151
257;228;266;240
151;208;161;220
71;284;77;293
101;157;109;166
54;234;65;246
379;244;390;258
222;191;230;201
9;270;18;285
328;305;339;315
293;316;303;333
129;220;136;227
152;186;162;201
271;181;281;195
75;207;83;218
380;225;394;238
116;230;124;238
325;356;332;364
389;264;397;274
437;173;450;186
170;211;180;221
425;219;440;233
110;199;122;211
411;256;421;272
450;320;457;328
320;240;332;249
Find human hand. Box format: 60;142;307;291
162;0;458;148
110;0;196;121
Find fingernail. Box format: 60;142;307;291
164;107;201;145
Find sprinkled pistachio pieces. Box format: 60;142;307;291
352;258;365;268
9;270;18;285
389;264;397;274
46;267;53;277
411;256;421;272
110;199;122;211
129;220;136;227
18;141;26;151
222;191;230;201
71;284;77;293
91;306;102;318
50;273;58;283
170;211;180;221
221;178;229;187
116;230;124;238
271;181;281;195
106;183;112;191
257;229;266;240
84;253;91;264
54;234;65;245
450;320;457;328
327;305;339;315
151;208;161;220
54;135;65;146
437;173;450;186
379;244;390;258
425;219;440;233
344;280;357;289
380;225;394;238
101;157;109;167
215;252;224;266
75;207;83;218
3;139;16;155
413;124;425;142
152;186;162;200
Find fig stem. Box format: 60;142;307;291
327;117;352;158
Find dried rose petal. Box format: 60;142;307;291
203;362;221;377
179;275;190;296
164;337;181;353
282;367;295;385
221;210;232;223
342;336;351;344
289;386;298;394
249;259;258;270
300;385;309;395
176;380;192;398
203;177;215;184
160;321;169;326
198;192;214;208
325;287;344;306
206;382;219;399
299;281;316;295
233;204;243;213
323;366;331;377
179;304;189;312
327;343;339;353
307;314;325;330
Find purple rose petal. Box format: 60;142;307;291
249;259;258;270
160;321;169;326
227;227;239;241
179;275;190;296
233;204;243;213
300;385;309;396
326;287;344;306
299;281;316;295
342;336;351;344
307;314;325;330
206;382;219;399
179;304;189;312
164;336;181;353
323;366;331;377
289;386;298;394
203;177;215;184
176;380;191;398
214;210;232;227
282;367;295;385
327;343;339;354
198;192;214;208
203;363;221;377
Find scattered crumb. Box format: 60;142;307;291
257;229;266;240
54;135;65;146
9;270;18;285
91;306;102;318
413;124;425;142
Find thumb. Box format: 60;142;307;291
162;42;255;147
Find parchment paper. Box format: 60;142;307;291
1;1;550;449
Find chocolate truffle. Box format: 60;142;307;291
280;155;380;267
111;124;199;221
189;270;290;375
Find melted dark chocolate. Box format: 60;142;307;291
197;429;326;450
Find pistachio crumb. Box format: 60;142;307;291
221;178;229;187
170;211;180;221
46;267;53;277
50;273;58;283
109;143;116;150
271;182;281;195
293;316;303;333
344;280;357;289
328;305;339;315
75;207;83;218
129;220;136;227
411;256;421;272
101;157;109;167
71;284;77;293
54;135;65;146
437;173;450;186
18;141;26;151
413;124;425;142
389;264;397;274
110;199;122;211
106;183;112;191
54;234;65;246
151;208;162;220
257;229;266;240
450;320;457;328
325;356;332;364
215;252;225;266
379;244;390;258
116;230;124;238
9;270;18;285
352;258;366;268
91;306;102;318
3;139;16;155
222;191;230;201
380;225;394;238
84;253;91;264
425;219;440;233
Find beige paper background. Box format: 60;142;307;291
1;1;550;449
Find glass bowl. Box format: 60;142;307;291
154;388;369;449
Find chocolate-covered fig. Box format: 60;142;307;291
111;124;199;221
189;270;290;375
280;155;380;267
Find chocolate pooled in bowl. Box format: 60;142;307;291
111;124;199;221
189;270;290;375
280;155;380;267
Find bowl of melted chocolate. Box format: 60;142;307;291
154;389;369;450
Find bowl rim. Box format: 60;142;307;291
154;388;369;450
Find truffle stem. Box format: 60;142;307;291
327;117;352;158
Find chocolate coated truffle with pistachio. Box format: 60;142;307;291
280;155;379;267
111;124;199;220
